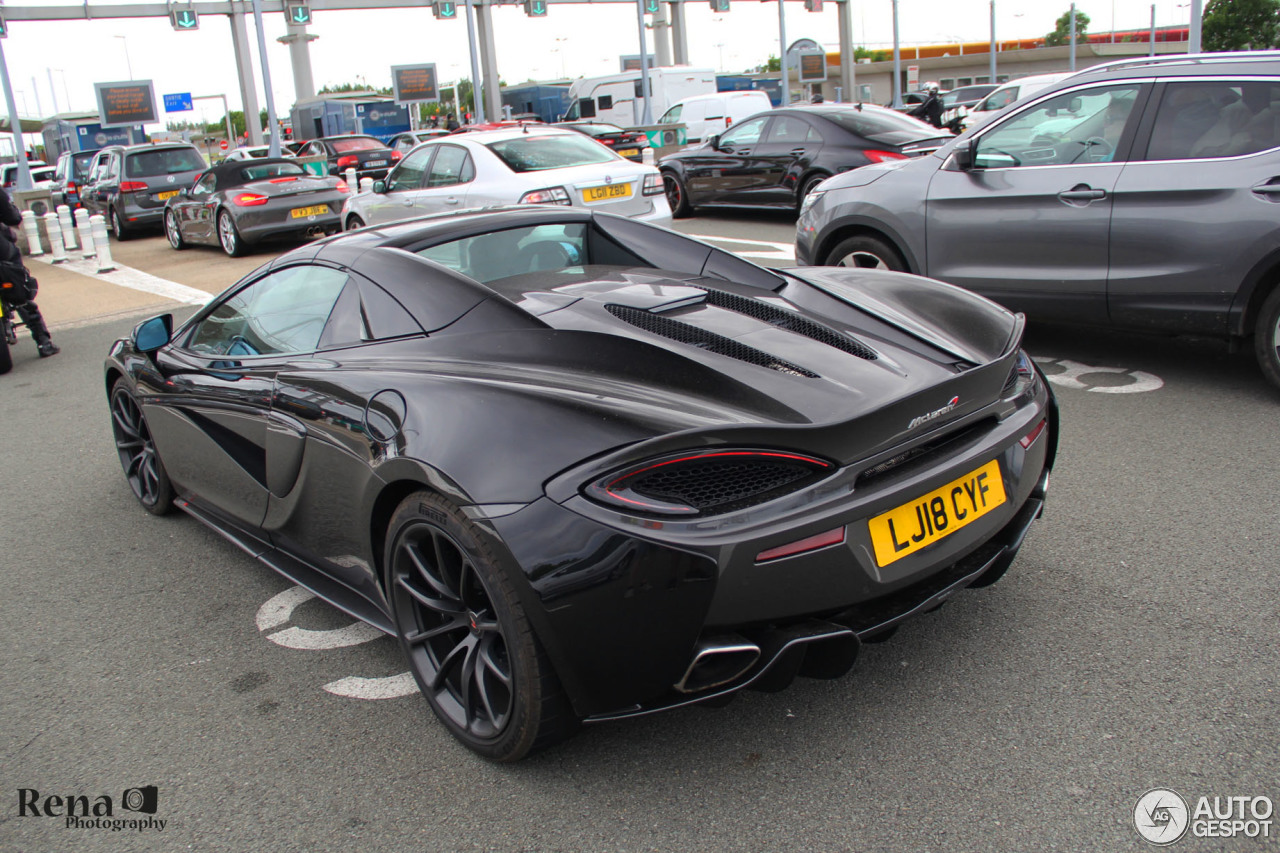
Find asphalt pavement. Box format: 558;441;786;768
1;217;1277;853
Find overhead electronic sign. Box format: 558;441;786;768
391;64;439;104
798;51;827;83
94;80;159;129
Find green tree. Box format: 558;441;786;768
1203;0;1280;51
753;55;782;73
1044;8;1090;46
318;81;394;96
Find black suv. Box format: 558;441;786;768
81;143;207;239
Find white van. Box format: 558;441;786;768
960;72;1074;131
656;90;773;144
562;66;717;127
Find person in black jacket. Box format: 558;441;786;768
0;190;58;357
909;84;944;129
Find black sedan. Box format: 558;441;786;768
106;206;1056;761
164;159;348;257
554;122;649;162
659;104;951;216
294;134;399;180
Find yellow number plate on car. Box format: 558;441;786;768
867;459;1007;567
290;204;330;218
617;148;639;157
582;183;631;203
156;190;179;201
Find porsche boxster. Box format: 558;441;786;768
106;207;1057;761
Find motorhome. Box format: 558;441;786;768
562;66;717;126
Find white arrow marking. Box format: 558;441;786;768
256;585;316;632
1036;358;1164;393
257;584;385;649
323;672;418;700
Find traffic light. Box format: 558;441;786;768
709;0;729;11
524;0;547;16
643;0;660;14
285;2;312;25
804;0;822;10
169;7;200;30
432;0;457;18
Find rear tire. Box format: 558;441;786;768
110;207;132;241
823;234;907;272
0;320;11;375
217;210;246;257
345;214;365;231
1254;286;1280;390
662;170;693;218
385;491;577;761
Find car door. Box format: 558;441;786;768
143;264;349;532
753;114;824;206
680;116;772;205
83;151;115;216
1109;77;1280;335
362;145;432;225
925;82;1147;322
411;144;474;214
177;171;218;244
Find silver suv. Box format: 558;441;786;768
796;52;1280;390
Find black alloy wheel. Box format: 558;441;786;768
385;492;575;761
165;210;186;250
662;171;692;218
109;380;173;515
1255;286;1280;391
824;234;907;272
110;207;132;241
217;210;245;257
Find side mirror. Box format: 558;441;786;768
178;187;190;198
133;314;173;353
372;180;387;194
951;138;974;171
707;133;721;150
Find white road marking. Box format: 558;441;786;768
256;584;385;650
256;586;317;632
31;253;210;306
322;673;418;700
1033;357;1164;394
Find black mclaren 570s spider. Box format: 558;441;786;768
105;207;1057;761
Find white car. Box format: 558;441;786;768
960;72;1075;132
341;126;671;230
1;161;54;190
224;145;294;161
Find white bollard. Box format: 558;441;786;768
344;167;357;191
44;213;68;263
76;214;96;260
642;147;655;166
90;214;116;273
359;177;374;193
21;210;43;256
56;204;78;250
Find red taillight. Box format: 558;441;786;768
1020;418;1047;449
390;150;402;161
335;180;350;193
231;192;269;207
586;449;833;517
864;150;909;164
268;176;298;183
336;155;358;169
66;181;77;193
756;527;847;563
119;181;147;193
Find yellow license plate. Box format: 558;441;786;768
156;190;179;201
290;204;330;218
867;459;1007;567
582;183;632;203
617;148;639;157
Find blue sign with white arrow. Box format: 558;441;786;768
163;92;194;113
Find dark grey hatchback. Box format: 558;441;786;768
82;143;207;239
797;52;1280;390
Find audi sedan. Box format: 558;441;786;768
294;135;399;180
341;126;669;230
106;206;1055;761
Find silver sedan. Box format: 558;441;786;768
341;127;670;230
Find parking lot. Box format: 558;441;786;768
2;212;1278;852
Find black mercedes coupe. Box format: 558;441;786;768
105;207;1057;761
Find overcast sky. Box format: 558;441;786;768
2;0;1195;124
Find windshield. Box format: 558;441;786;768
71;153;96;180
486;134;616;172
126;147;206;177
330;137;384;153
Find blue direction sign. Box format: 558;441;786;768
286;2;312;24
163;92;194;113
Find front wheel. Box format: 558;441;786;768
823;234;907;272
1254;286;1280;391
385;491;576;761
164;209;186;250
217;210;246;257
0;313;12;375
662;171;693;218
109;379;174;515
345;214;365;232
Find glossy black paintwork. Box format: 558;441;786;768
105;207;1055;719
659;106;950;211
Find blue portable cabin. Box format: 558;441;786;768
500;83;571;124
41;112;147;160
716;75;783;107
290;94;410;143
